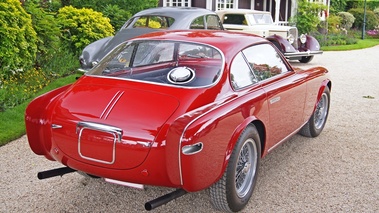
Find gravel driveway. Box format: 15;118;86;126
1;45;378;213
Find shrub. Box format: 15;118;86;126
69;0;158;16
292;0;326;34
338;11;356;30
24;1;61;66
102;4;132;30
314;32;357;47
348;8;379;30
57;6;114;55
0;0;37;78
327;14;342;34
330;0;347;12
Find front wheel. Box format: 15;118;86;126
210;124;261;212
299;87;330;137
299;56;314;63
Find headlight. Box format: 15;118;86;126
91;61;98;67
287;34;295;44
300;34;307;44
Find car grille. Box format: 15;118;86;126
289;27;298;49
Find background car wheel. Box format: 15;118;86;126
299;87;330;137
210;124;261;212
299;56;314;63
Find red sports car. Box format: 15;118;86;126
25;30;331;212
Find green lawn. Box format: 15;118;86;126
0;74;81;146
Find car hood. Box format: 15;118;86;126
50;80;179;169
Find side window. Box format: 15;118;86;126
230;53;258;90
190;16;205;29
133;16;171;29
242;44;289;81
206;15;223;29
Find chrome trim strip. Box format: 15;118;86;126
100;91;124;120
76;121;123;141
267;123;305;153
51;124;62;129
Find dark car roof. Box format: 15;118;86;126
132;30;268;60
132;7;219;29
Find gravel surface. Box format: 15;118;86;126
1;46;378;213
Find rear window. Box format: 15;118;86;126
88;40;223;87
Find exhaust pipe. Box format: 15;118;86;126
37;167;76;180
145;189;187;211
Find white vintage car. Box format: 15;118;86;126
217;9;323;63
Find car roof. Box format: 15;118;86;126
216;9;271;15
133;7;217;20
131;30;268;60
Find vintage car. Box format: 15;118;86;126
216;9;323;63
26;30;331;212
79;7;224;69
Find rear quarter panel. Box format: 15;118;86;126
298;67;331;122
179;87;269;192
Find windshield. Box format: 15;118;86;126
246;14;273;25
88;40;223;87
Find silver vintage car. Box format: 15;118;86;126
79;7;224;69
217;9;323;63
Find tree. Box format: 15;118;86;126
292;0;327;34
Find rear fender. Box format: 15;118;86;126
314;80;332;111
25;85;72;160
179;112;260;192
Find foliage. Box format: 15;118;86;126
338;11;356;30
24;1;61;66
0;74;81;146
346;0;379;11
331;0;348;12
327;14;343;33
315;32;358;47
0;0;37;78
39;46;80;77
102;4;132;30
292;0;326;34
348;8;379;30
69;0;158;15
57;6;114;55
0;68;51;111
66;0;158;30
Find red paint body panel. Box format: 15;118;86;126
25;30;331;192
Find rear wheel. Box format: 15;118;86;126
299;56;314;63
299;87;330;137
210;124;261;212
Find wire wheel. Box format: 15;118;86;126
235;139;257;198
314;92;329;130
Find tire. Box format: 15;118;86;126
299;87;330;137
210;124;261;212
299;56;314;63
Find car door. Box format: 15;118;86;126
241;43;307;149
